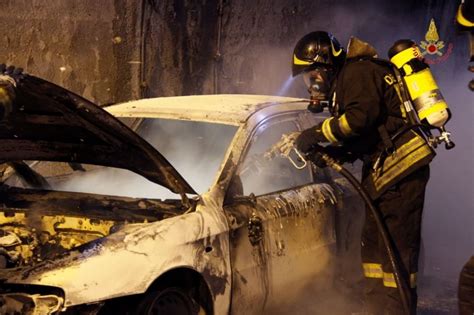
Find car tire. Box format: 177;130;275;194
137;287;206;315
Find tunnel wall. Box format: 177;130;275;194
0;0;141;104
1;1;462;99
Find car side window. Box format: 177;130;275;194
235;115;313;196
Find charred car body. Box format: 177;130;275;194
0;74;362;314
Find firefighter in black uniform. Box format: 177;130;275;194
291;31;434;314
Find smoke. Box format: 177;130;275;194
54;166;179;199
51;119;237;199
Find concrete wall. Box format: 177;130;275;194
142;0;219;97
1;0;461;99
0;0;141;104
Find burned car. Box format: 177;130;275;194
0;74;362;314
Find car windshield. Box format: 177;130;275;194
2;119;237;199
135;118;237;195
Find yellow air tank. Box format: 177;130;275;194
388;39;451;129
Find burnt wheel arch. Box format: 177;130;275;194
137;287;200;315
97;268;213;315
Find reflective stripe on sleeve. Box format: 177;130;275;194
338;114;356;137
322;117;339;143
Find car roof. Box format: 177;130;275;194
105;94;306;125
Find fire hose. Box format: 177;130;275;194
306;147;411;315
267;134;411;313
259;126;424;314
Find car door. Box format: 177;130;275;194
301;112;366;294
224;111;338;314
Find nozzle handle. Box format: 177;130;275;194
288;148;307;169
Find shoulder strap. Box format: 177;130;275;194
377;125;394;154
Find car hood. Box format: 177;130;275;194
0;73;196;195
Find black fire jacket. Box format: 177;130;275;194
316;57;434;199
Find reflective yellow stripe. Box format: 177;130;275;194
457;5;474;27
383;272;397;288
373;132;432;191
418;101;448;120
383;272;418;288
293;54;312;65
376;132;424;172
338;114;355;137
363;263;383;278
322;117;338;143
410;273;417;288
374;144;432;190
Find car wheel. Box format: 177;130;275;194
138;287;206;315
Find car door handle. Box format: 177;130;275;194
248;213;263;246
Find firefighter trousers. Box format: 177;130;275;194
361;165;430;315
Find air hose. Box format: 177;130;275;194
315;151;411;315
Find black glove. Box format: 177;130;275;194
307;145;356;169
295;126;326;153
308;146;328;168
324;146;356;164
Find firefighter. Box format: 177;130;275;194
291;31;434;314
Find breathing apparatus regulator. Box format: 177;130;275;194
388;39;455;150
